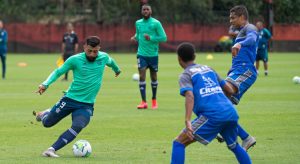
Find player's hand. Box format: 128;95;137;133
185;120;194;141
144;34;150;41
115;70;121;77
231;43;241;57
36;84;47;95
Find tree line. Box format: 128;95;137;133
0;0;299;24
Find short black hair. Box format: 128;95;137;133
177;42;196;62
230;5;249;20
86;36;101;47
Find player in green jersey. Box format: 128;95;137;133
34;36;121;157
131;4;167;109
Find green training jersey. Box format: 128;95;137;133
42;51;120;104
134;17;167;57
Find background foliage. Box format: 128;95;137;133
0;0;299;24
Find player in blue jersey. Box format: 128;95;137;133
0;20;8;79
170;42;251;164
255;21;272;76
219;5;258;151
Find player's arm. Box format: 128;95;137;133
74;35;79;53
232;30;257;57
61;36;65;54
179;73;194;140
37;58;74;94
265;29;272;40
106;55;121;77
131;22;139;42
147;22;167;43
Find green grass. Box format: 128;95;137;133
0;52;300;163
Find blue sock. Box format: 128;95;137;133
230;144;252;164
139;81;146;101
151;81;158;99
52;128;78;151
171;141;185;164
238;124;249;140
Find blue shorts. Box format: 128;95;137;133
45;96;94;126
137;55;158;72
226;67;257;105
186;115;238;147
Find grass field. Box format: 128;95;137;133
0;52;299;164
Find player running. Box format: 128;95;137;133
131;4;167;109
170;42;251;164
34;36;121;157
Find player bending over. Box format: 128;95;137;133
170;42;252;164
34;36;121;157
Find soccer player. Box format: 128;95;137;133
0;20;8;79
255;21;272;76
34;36;121;157
61;22;79;81
223;5;259;150
170;42;252;164
130;4;167;109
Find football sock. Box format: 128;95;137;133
151;81;158;99
139;81;146;101
52;128;78;151
230;144;252;164
238;124;249;140
171;140;185;164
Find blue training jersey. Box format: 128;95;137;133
179;64;238;121
232;23;258;72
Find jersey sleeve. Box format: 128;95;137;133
42;57;74;88
134;22;139;42
179;72;193;96
150;21;167;43
239;25;258;47
105;55;121;73
264;29;272;40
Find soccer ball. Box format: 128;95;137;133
292;76;300;84
72;140;92;157
132;73;139;81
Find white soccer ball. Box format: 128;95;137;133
72;140;92;157
132;73;139;81
293;76;300;84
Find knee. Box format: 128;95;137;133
72;119;89;133
42;120;54;128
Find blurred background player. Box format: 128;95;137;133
34;36;121;157
223;5;258;151
0;20;8;79
130;4;167;109
171;42;251;164
255;21;272;76
61;22;78;81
